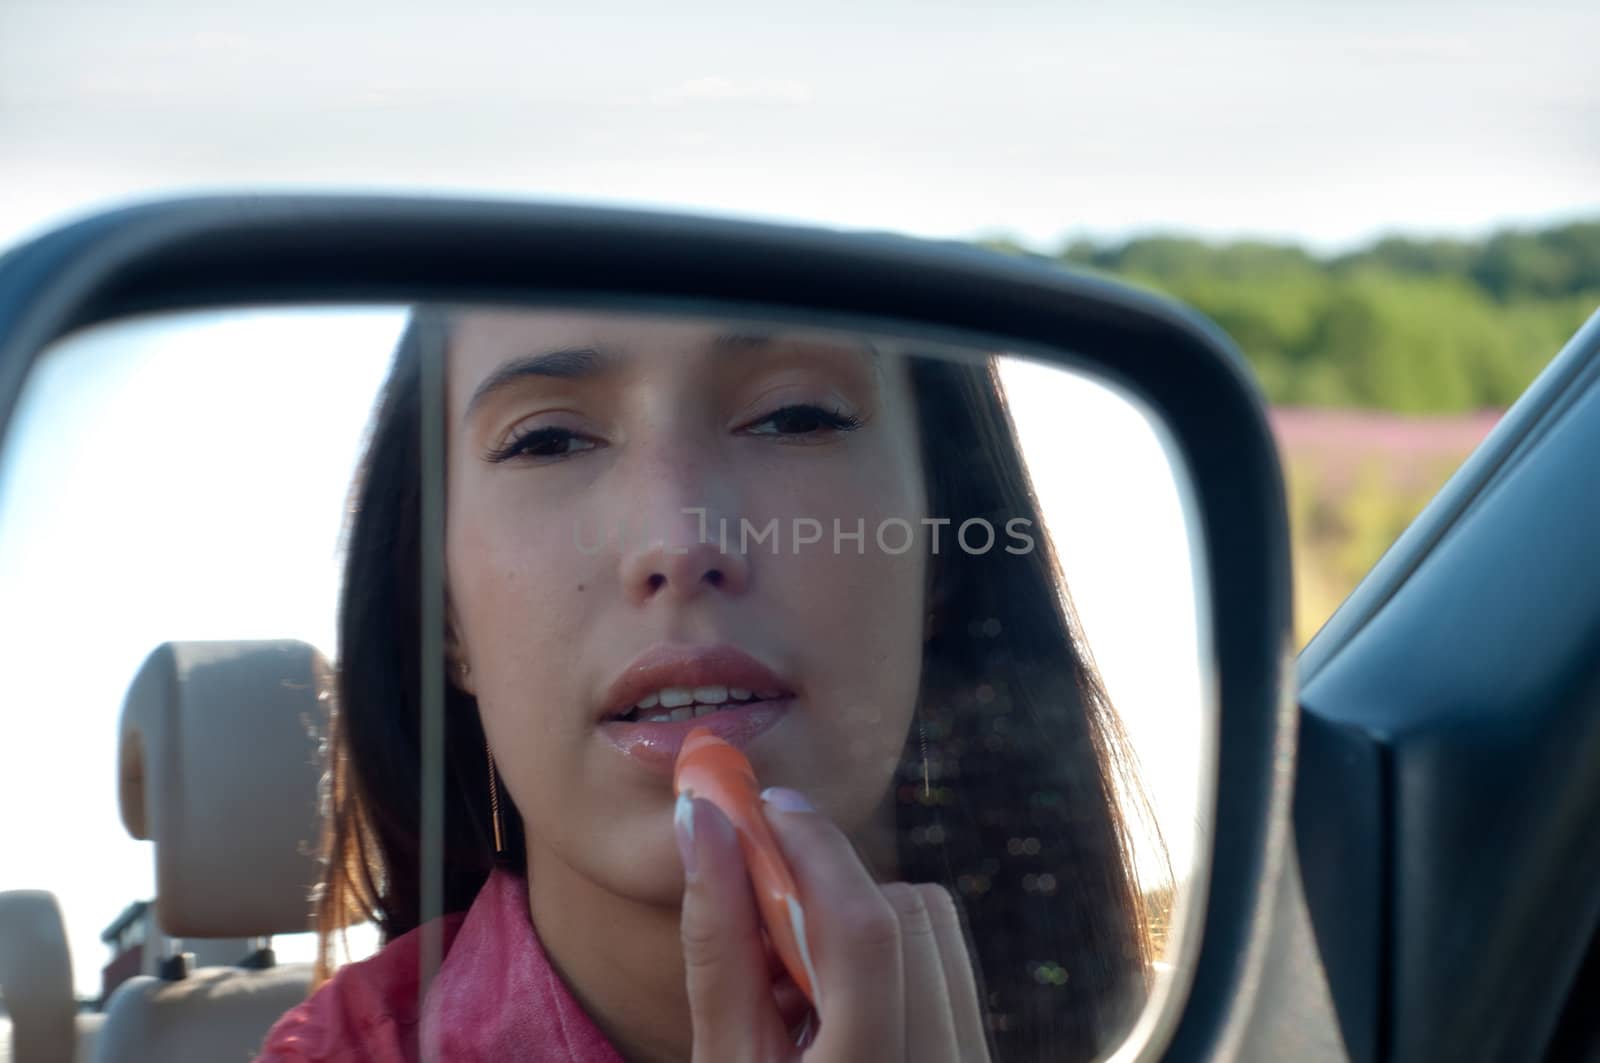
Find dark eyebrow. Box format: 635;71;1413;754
710;331;777;351
712;331;883;380
465;332;882;420
712;331;877;357
464;346;615;419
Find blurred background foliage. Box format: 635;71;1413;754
987;219;1600;644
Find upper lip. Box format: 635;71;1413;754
598;643;795;721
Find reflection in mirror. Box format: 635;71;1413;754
0;305;1209;1063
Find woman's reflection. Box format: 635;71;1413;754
256;308;1158;1063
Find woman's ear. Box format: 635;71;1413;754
446;648;475;695
451;655;475;695
444;602;476;695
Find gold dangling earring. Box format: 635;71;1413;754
919;717;931;800
486;739;506;854
920;604;935;800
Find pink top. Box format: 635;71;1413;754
254;869;625;1062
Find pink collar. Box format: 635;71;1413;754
419;868;626;1062
256;869;624;1062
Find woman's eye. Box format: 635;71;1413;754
743;403;863;438
487;426;600;463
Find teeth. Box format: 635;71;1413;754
614;684;784;723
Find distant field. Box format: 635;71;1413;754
1270;407;1500;646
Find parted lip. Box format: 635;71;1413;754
598;642;795;721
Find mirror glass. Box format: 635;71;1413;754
0;304;1212;1063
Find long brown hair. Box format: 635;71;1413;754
314;307;1160;1061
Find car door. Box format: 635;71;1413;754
1292;310;1600;1061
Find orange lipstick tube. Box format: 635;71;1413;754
674;726;818;1007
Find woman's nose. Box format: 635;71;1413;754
612;426;751;605
620;518;750;606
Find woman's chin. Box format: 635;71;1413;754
605;829;696;907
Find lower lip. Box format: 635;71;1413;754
598;699;792;774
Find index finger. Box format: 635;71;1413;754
758;787;906;1060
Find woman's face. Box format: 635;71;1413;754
444;309;929;905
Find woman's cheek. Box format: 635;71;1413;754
765;487;924;776
454;494;596;725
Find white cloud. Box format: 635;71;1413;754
653;76;814;106
1;1;1595;255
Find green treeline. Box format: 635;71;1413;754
987;220;1600;412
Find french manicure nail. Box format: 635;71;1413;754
794;1008;817;1049
786;895;822;1008
674;790;697;875
760;786;815;813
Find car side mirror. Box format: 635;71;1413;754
0;196;1292;1062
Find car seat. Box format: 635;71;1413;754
92;640;331;1063
0;889;103;1063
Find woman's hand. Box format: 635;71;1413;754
677;787;993;1061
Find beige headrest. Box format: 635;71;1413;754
117;641;331;939
0;890;76;1063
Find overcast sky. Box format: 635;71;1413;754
2;0;1597;253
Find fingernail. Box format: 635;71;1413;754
794;1008;818;1049
786;894;822;1008
760;786;815;813
674;790;697;875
